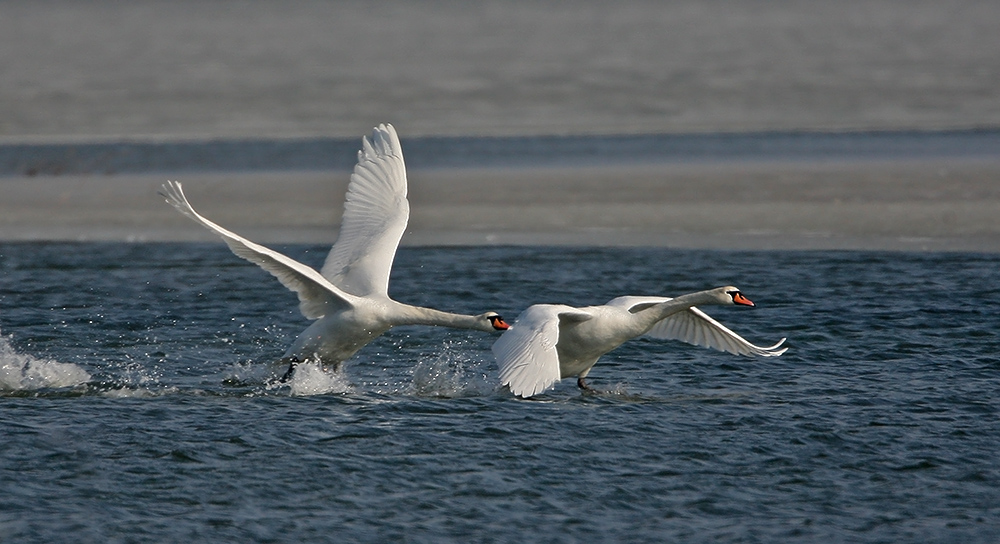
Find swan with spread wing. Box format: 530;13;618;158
493;286;786;398
162;124;509;380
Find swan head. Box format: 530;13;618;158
720;286;755;307
482;312;511;332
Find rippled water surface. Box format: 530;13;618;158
2;243;999;542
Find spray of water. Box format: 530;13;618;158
0;330;91;391
409;339;495;398
282;360;353;397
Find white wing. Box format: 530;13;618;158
320;123;409;297
160;181;354;320
609;296;787;357
493;305;591;398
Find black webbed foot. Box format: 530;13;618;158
279;357;301;383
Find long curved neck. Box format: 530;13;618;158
632;289;725;331
391;303;487;331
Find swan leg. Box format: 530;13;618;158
577;377;594;391
279;356;301;383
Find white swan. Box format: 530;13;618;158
493;286;786;397
161;124;509;379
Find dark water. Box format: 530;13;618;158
2;243;999;542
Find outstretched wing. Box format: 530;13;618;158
320;123;409;297
160;180;353;320
493;305;592;398
608;296;787;357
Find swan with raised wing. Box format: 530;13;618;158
493;287;785;398
161;124;509;380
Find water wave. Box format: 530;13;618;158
4;245;1000;542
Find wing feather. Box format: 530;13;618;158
160;181;353;320
607;296;785;357
320;124;409;297
493;305;587;398
646;305;787;356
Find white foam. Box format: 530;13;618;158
0;331;91;391
284;360;352;397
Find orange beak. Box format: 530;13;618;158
490;316;511;330
732;292;755;307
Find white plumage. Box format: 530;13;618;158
493;286;786;398
162;124;509;376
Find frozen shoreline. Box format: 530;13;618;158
3;158;1000;251
3;1;998;251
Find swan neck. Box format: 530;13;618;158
636;290;724;327
393;304;485;330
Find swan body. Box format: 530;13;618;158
161;124;508;372
493;286;786;398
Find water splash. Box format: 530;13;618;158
284;360;352;396
409;340;495;398
0;331;91;391
221;360;278;388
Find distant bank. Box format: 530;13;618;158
2;128;1000;177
